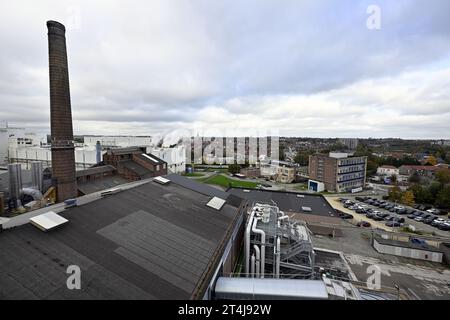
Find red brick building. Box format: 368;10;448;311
103;147;168;181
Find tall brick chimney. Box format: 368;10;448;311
47;20;77;202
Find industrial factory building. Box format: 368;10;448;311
0;176;246;299
102;147;168;180
227;188;340;226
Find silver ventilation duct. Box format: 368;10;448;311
8;163;22;200
31;161;44;191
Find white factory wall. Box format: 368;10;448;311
8;146;105;170
1;127;27;165
0;128;8;165
147;146;186;174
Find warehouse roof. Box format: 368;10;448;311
166;173;229;199
107;146;145;155
77;175;128;195
0;179;241;300
121;160;153;178
75;165;116;178
227;188;336;217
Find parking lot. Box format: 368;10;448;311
331;196;450;237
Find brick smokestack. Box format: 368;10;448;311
47;20;77;201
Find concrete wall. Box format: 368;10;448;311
374;239;443;263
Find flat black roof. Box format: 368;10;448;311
227;188;336;217
166;173;229;199
75;165;116;178
0;180;240;299
77;175;128;195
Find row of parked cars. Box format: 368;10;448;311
341;197;450;231
339;198;404;227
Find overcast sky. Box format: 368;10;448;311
1;0;450;139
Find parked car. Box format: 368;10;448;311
366;212;376;219
424;216;437;225
386;221;402;227
340;213;353;220
415;217;424;222
411;238;427;245
349;205;359;210
405;209;415;215
372;214;385;221
431;218;446;227
397;208;407;215
438;222;450;231
356;208;367;214
407;213;417;219
427;208;444;216
357;221;372;228
355;197;365;202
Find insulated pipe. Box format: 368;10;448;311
250;255;255;278
245;209;256;277
21;188;43;201
252;217;266;278
253;245;260;278
276;237;281;279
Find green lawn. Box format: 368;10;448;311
200;174;259;189
182;172;205;177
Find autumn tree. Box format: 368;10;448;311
390;174;397;184
424;155;437;166
401;190;415;206
388;185;402;202
435;169;450;185
435;185;450;209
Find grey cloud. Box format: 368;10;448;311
0;0;449;138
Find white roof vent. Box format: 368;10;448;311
301;206;312;212
297;194;305;198
142;153;160;163
154;176;170;185
29;211;68;232
206;197;226;210
100;188;121;196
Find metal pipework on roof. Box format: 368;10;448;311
250;255;255;278
252;217;266;278
275;236;281;279
245;208;256;277
253;244;261;278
